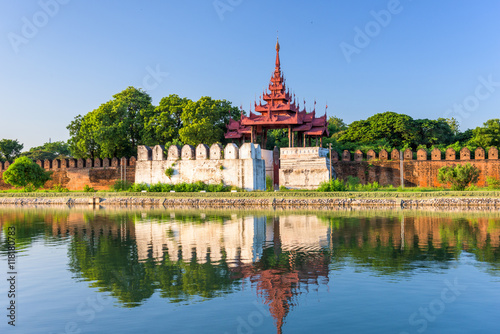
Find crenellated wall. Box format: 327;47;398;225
135;143;266;191
279;147;332;190
3;145;500;191
0;157;135;191
332;147;500;187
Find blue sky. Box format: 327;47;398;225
1;0;499;149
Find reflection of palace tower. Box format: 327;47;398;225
133;214;331;334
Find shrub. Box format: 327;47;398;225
266;176;273;191
2;156;51;191
112;180;131;191
149;182;164;192
360;181;380;191
437;163;480;191
127;181;232;193
486;176;500;190
317;179;347;192
129;183;149;192
83;185;96;192
52;184;69;192
165;167;174;180
345;176;361;190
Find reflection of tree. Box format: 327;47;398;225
154;249;237;302
0;210;67;253
69;233;156;307
67;223;239;307
327;215;500;275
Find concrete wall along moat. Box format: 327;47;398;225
135;143;266;191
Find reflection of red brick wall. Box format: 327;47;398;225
331;216;500;249
0;158;135;191
333;159;500;187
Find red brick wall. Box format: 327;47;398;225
333;147;500;187
0;158;135;191
333;160;500;187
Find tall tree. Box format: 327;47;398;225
67;87;153;158
0;139;23;161
179;97;239;146
327;116;347;135
338;112;419;148
414;118;454;147
468;119;500;148
142;94;191;146
22;141;71;161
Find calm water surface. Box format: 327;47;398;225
0;207;499;334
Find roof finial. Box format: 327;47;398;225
275;33;281;68
276;31;280;52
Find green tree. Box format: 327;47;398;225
467;119;500;148
338;112;418;148
0;139;23;161
179;96;239;146
67;87;154;158
327;116;347;135
266;129;288;149
3;156;52;190
414;118;454;147
67;114;100;159
437;163;480;191
142;94;191;146
445;117;460;136
22;141;71;161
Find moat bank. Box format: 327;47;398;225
3;192;500;208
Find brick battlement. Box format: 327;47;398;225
0;157;136;172
332;146;500;188
331;147;497;161
0;156;136;191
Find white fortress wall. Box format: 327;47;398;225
279;147;333;190
135;143;266;191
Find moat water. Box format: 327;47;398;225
0;207;499;333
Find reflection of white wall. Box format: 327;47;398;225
134;216;267;266
273;215;330;252
134;214;330;266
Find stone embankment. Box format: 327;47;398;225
2;196;500;208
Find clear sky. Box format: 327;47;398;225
1;0;499;149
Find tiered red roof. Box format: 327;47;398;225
225;39;329;144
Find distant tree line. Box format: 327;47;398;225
323;112;500;155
